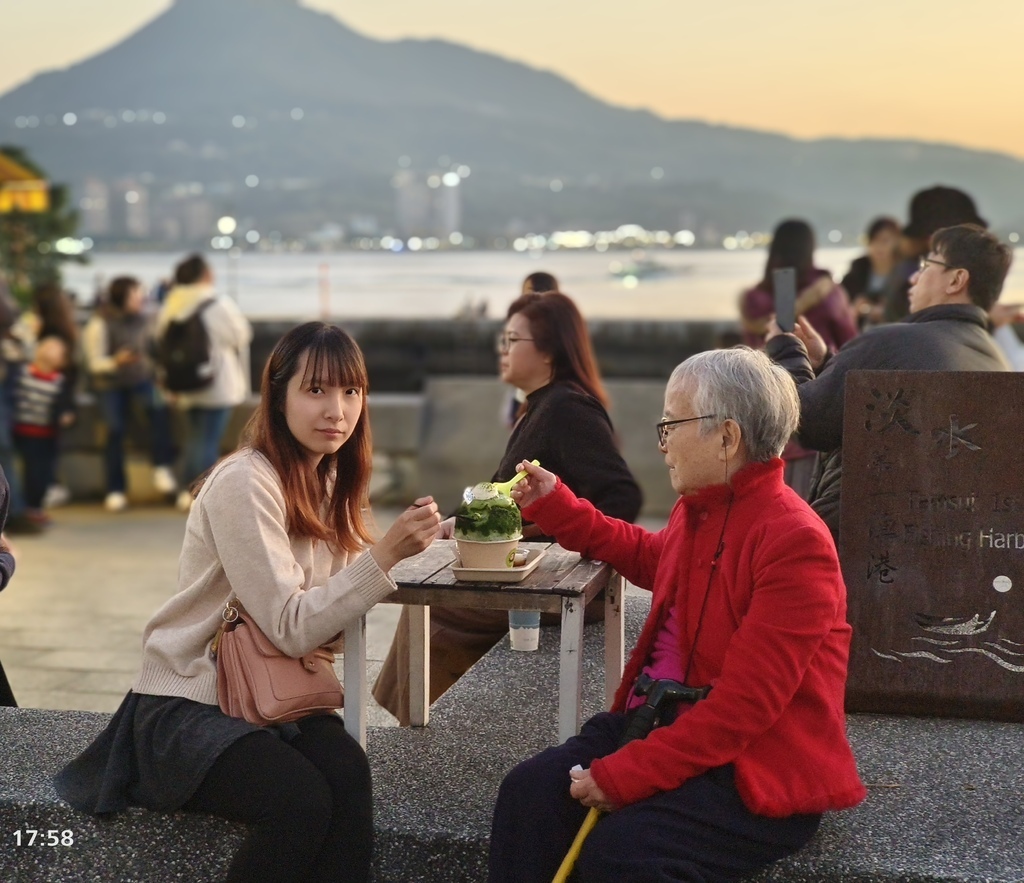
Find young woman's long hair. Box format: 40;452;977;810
506;292;608;407
758;219;819;293
242;322;374;553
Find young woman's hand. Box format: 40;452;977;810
509;460;557;510
370;496;441;573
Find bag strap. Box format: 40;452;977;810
209;597;335;673
209;597;242;660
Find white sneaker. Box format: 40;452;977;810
105;492;128;513
176;490;193;512
153;466;177;494
44;484;71;508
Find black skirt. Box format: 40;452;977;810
54;691;275;814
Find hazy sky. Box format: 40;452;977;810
4;0;1023;158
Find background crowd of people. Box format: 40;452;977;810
0;253;252;533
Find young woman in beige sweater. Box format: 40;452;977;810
56;322;441;883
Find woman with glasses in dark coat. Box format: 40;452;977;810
373;292;642;724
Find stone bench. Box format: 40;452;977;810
3;592;1023;882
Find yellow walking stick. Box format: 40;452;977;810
551;807;601;883
550;676;709;883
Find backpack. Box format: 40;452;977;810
156;299;215;392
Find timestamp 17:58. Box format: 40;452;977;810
12;829;75;847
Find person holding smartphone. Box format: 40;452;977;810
739;219;858;498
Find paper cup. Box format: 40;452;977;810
508;609;541;651
456;537;520;569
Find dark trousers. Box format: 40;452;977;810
182;714;373;883
13;434;58;510
182;406;232;486
0;659;16;706
489;712;820;883
100;382;174;493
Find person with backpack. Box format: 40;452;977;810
83;276;177;511
156;254;252;511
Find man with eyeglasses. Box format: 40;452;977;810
766;223;1012;542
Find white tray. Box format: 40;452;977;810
450;548;547;583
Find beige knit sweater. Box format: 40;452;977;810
133;449;396;705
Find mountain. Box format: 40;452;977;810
3;0;1024;240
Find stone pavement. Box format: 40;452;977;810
0;502;405;727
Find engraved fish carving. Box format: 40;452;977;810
913;611;996;636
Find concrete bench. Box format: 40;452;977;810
3;592;1023;882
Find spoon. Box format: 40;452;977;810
463;459;540;503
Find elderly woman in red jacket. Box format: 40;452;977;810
489;347;865;883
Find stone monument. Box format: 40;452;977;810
840;370;1024;721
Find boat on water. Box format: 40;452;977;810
609;253;692;283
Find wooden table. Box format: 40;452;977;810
342;540;625;747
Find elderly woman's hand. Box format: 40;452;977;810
436;516;455;539
569;768;615;812
509;460;557;510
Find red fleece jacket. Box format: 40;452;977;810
522;459;866;817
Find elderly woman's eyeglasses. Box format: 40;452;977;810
495;333;535;353
656;415;717;446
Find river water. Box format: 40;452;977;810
62;247;1024;322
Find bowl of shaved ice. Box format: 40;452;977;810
454;484;522;569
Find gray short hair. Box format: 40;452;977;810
667;347;799;462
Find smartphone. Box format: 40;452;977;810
772;267;797;333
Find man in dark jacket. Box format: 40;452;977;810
766;224;1011;543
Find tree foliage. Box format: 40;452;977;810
0;146;83;307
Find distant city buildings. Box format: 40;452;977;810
155;190;215;244
393;170;462;240
78;178;109;236
79;177;216;244
79;177;152;239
